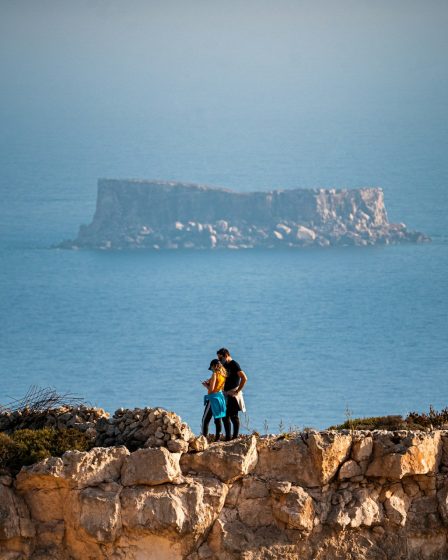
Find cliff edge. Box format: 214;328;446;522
2;406;448;559
58;180;429;250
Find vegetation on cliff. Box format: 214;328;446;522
329;405;448;431
0;427;91;474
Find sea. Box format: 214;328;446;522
1;108;447;436
1;2;447;436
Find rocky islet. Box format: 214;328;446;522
58;180;429;250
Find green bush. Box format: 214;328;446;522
0;432;18;468
329;406;448;431
329;415;405;431
0;427;91;474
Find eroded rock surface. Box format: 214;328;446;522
58;180;429;250
2;429;448;559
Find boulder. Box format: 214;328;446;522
256;432;352;487
189;436;209;452
120;476;227;552
384;486;410;526
121;447;181;486
237;477;273;527
296;225;316;242
238;496;273;527
338;459;363;480
366;432;441;479
271;485;315;532
327;488;383;529
16;446;129;491
180;436;258;483
352;436;373;462
75;484;122;543
167;439;189;454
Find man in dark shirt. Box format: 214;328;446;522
217;347;248;440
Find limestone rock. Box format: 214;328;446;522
4;427;448;559
237;477;273;527
271;485;315;532
366;432;441;479
352;436;373;462
189;435;209;452
121;447;181;486
384;486;410;526
338;459;362;480
75;484;122;543
180;436;258;483
437;483;448;525
16;446;129;491
0;484;35;540
238;495;273;527
327;488;383;529
268;480;292;495
59;180;429;250
256;432;351;487
120;475;227;553
296;225;316;241
167;439;189;454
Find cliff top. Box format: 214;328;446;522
97;178;383;196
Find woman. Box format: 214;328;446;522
201;358;227;441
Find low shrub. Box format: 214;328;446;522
329;415;405;431
0;432;18;468
329;406;448;431
406;405;448;429
0;427;92;474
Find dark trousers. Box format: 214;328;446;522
223;394;240;440
223;414;240;440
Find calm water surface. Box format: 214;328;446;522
1;241;447;434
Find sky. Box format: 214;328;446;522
1;0;447;126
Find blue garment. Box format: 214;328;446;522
204;392;227;419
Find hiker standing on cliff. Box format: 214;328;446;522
217;348;247;440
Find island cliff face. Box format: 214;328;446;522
59;180;428;250
2;406;448;560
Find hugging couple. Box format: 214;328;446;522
201;347;248;442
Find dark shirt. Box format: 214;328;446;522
223;360;242;391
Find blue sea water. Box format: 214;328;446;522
1;1;448;435
1;109;447;435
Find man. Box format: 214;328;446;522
217;347;247;440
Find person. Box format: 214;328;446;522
201;359;227;441
217;348;247;440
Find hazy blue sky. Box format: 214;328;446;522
1;0;447;125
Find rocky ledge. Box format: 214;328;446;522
58;180;429;250
3;424;448;559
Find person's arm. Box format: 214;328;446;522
208;372;217;394
229;370;247;395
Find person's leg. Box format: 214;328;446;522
223;415;231;440
222;411;232;441
201;402;212;436
214;418;222;441
231;414;240;439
